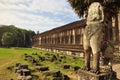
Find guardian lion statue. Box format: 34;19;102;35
83;2;104;74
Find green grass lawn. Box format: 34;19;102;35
0;47;84;80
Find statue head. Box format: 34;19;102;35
87;2;104;24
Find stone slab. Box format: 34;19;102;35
77;69;117;80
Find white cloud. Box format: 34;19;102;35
0;0;74;15
30;0;66;13
0;0;79;33
0;10;65;33
0;0;31;4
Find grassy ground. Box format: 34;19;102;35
0;47;84;80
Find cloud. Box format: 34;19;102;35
0;0;79;33
0;0;31;4
30;0;66;13
0;10;65;32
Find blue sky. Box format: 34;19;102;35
0;0;80;33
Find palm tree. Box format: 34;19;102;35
68;0;120;43
68;0;120;17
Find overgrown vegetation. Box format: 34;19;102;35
0;48;84;80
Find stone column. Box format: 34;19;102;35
50;35;52;44
58;33;60;44
72;29;76;44
75;28;80;44
52;34;54;44
61;32;63;44
68;30;71;44
39;37;41;46
63;32;65;44
118;12;120;51
59;32;62;44
41;37;42;45
46;36;47;44
47;36;49;44
42;37;44;44
53;34;55;44
112;17;115;42
54;34;56;44
78;28;81;44
114;14;119;43
80;29;84;45
118;12;120;41
56;34;58;44
51;35;53;44
48;35;50;44
65;31;67;44
45;36;47;44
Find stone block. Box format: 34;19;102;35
77;69;117;80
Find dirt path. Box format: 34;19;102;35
0;60;15;68
113;63;120;79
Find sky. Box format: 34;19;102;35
0;0;80;33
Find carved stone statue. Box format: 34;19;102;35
83;2;104;73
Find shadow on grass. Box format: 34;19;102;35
30;69;36;73
32;75;39;80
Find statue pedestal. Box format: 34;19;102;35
77;69;117;80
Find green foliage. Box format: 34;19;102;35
0;25;35;47
68;0;120;17
1;32;14;47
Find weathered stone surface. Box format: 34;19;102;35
60;55;66;59
61;64;70;69
38;56;45;61
72;66;80;71
20;65;28;69
18;75;32;80
83;2;106;73
37;66;49;71
14;63;21;72
51;55;57;62
77;69;117;80
42;71;54;76
53;71;62;77
18;69;32;80
63;75;70;80
34;63;42;66
15;64;29;73
43;70;70;80
30;58;37;64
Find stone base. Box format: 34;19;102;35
77;69;117;80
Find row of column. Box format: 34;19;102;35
38;28;84;45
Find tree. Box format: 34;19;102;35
0;25;35;47
24;30;35;47
68;0;120;43
1;32;14;47
68;0;120;17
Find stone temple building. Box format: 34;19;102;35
32;13;120;55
